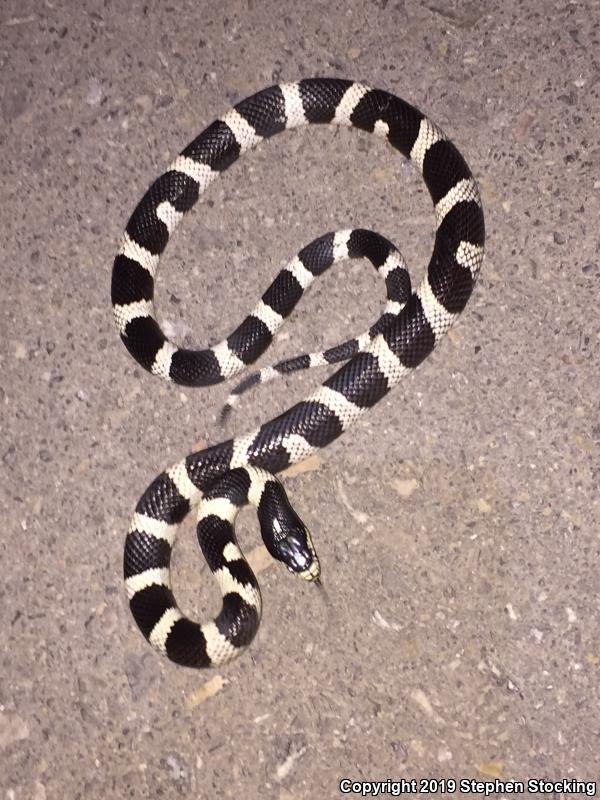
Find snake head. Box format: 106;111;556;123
275;528;321;582
257;481;321;582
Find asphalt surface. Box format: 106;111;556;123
2;0;599;797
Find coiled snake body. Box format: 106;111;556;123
112;78;485;669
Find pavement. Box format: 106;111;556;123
1;0;599;797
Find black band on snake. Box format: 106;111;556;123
111;78;485;669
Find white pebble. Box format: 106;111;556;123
437;747;453;762
14;342;27;359
530;627;544;643
86;79;103;106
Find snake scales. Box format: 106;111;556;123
111;78;485;668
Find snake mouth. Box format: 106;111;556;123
292;558;321;582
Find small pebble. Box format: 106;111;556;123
14;342;27;359
85;79;103;106
531;627;544;643
155;94;174;109
0;712;30;748
135;94;153;113
164;754;187;782
553;231;565;244
438;747;453;762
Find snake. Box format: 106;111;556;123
111;78;485;669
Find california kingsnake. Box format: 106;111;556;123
112;78;485;669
